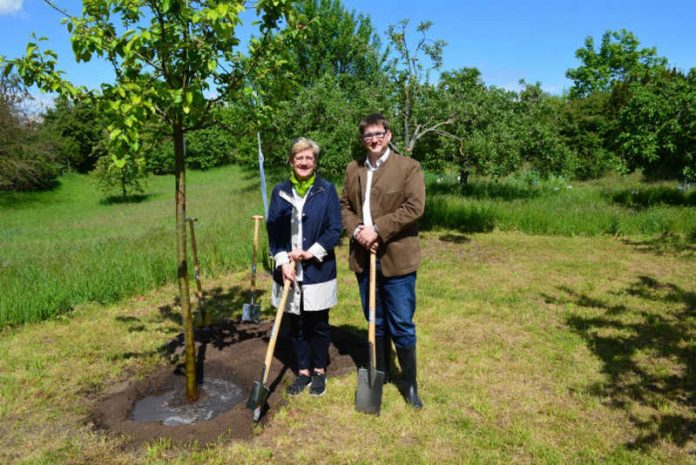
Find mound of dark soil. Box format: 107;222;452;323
91;320;364;446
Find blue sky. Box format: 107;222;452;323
1;0;695;100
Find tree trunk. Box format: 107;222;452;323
173;123;198;403
459;168;469;190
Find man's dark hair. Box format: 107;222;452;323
358;113;390;134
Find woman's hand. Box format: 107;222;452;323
281;262;296;282
288;249;314;262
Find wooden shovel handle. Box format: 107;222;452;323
368;251;377;369
262;260;295;385
250;215;264;294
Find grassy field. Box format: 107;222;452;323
0;166;275;326
2;166;695;328
0;230;694;464
424;173;696;237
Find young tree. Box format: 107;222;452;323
2;0;296;401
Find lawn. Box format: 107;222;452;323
0;230;694;464
0;166;694;464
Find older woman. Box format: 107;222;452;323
266;137;342;396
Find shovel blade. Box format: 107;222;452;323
242;304;261;323
246;380;270;412
355;367;384;415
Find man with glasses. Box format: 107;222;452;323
340;112;426;409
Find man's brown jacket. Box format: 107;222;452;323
340;152;425;277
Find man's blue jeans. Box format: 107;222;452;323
356;259;417;350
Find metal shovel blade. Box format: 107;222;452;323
242;303;261;323
246;380;269;413
355;366;384;415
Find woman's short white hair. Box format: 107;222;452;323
288;137;320;163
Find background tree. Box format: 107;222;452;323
385;19;452;154
239;0;388;174
431;68;521;184
92;153;148;200
516;81;576;178
4;0;296;401
0;73;58;191
41;95;108;173
616;67;696;181
566;29;668;99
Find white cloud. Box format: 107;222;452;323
0;0;22;15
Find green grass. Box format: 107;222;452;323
3;168;695;328
423;173;696;237
0;166;275;327
0;232;693;464
1;166;694;463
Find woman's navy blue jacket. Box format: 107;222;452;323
267;175;342;286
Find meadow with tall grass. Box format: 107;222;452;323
423;172;696;237
2;166;695;328
0;166;273;327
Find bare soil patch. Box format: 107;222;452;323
91;319;364;447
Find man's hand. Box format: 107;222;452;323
355;225;380;252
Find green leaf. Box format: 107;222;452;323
109;128;123;140
2;62;14;78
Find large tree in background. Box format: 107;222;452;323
282;0;383;90
0;74;58;191
239;0;388;173
385;19;454;155
616;67;696;181
430;67;522;183
566;29;668;99
3;0;296;401
41;95;109;173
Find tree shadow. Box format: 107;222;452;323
621;234;696;258
544;276;696;450
154;285;367;376
0;180;62;209
156;285;271;328
438;232;472;244
99;193;153;205
607;187;696;209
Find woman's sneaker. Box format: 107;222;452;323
310;371;326;396
286;374;311;396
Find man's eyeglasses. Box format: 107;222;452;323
361;131;387;141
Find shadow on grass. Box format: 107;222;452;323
607;186;696;209
157;285;268;327
99;193;153;205
546;276;695;450
622;234;696;258
438;232;472;244
0;179;61;209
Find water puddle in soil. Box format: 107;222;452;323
129;378;246;426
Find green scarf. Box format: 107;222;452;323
290;172;316;197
